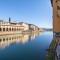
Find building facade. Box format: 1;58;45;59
0;20;25;35
51;0;60;36
0;19;39;35
19;22;29;31
29;24;39;31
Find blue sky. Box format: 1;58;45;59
0;0;52;28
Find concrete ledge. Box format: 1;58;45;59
0;31;22;35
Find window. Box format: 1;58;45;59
3;38;5;41
6;28;8;31
9;28;11;31
0;39;2;42
57;6;60;10
57;0;60;7
0;28;2;31
12;28;13;31
3;28;5;31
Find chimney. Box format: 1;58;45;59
9;17;11;23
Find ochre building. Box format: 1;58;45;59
51;0;60;34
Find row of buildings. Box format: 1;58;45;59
0;18;40;35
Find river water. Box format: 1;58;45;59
0;32;53;60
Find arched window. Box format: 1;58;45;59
12;28;13;31
0;28;2;31
9;28;11;31
3;38;5;41
3;28;5;31
6;28;8;31
0;39;2;42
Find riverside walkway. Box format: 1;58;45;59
55;37;60;60
55;44;60;60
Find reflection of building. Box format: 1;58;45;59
0;32;41;48
20;34;30;44
0;34;30;48
30;33;39;40
51;0;60;36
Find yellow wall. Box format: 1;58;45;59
53;0;60;32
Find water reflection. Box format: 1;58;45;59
0;32;43;48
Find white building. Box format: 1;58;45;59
19;22;29;31
29;24;39;31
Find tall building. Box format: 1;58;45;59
0;20;25;35
51;0;60;36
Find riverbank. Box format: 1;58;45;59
0;30;41;35
46;38;57;60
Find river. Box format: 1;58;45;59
0;32;53;60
